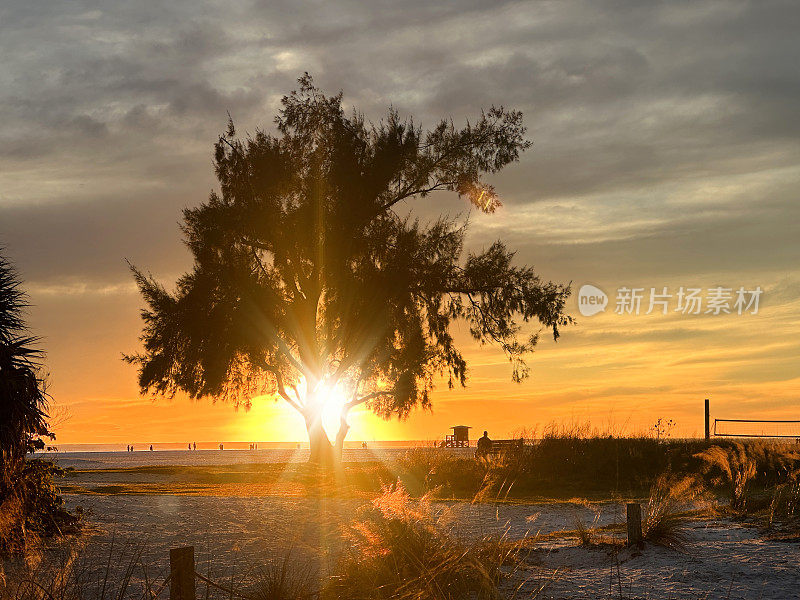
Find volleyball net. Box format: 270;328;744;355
713;419;800;438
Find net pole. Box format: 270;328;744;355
705;398;710;441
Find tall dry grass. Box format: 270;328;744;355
396;424;710;500
641;475;699;551
394;427;800;515
1;537;325;600
572;509;600;547
768;477;800;526
395;448;482;498
1;538;150;600
247;550;318;600
694;441;800;511
323;484;515;600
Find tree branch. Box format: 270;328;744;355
376;181;456;214
346;389;395;411
255;360;304;414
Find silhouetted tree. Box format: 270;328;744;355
0;253;49;460
0;250;73;553
126;75;571;464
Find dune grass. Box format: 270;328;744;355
395;425;711;501
323;484;516;600
641;475;699;551
694;441;800;511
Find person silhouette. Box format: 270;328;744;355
193;442;196;451
476;430;492;458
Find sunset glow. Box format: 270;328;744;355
2;1;798;448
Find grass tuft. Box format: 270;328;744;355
248;549;318;600
323;484;508;600
641;475;697;551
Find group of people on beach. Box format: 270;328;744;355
125;443;199;452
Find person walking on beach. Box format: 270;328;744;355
193;442;196;451
150;444;153;451
476;430;492;458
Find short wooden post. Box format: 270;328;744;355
169;546;195;600
704;398;710;441
626;503;642;547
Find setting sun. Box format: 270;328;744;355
315;380;350;439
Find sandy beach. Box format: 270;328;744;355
50;451;800;600
62;494;800;599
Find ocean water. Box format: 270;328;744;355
36;446;476;470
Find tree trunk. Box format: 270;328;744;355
300;391;353;466
305;414;334;465
333;416;350;463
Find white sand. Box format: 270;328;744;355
64;495;800;599
520;520;800;599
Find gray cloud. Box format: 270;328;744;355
1;0;798;293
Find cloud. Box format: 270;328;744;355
2;1;798;248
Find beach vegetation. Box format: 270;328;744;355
0;251;78;555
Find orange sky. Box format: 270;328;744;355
28;263;800;444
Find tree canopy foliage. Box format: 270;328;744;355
127;75;572;462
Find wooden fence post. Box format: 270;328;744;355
704;398;710;441
170;546;195;600
626;503;642;547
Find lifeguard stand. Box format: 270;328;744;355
445;425;471;448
